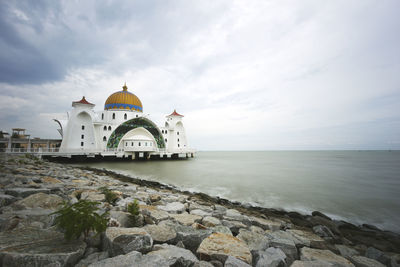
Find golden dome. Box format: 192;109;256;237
104;83;143;112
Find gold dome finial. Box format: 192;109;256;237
122;82;128;91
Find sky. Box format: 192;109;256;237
0;0;399;150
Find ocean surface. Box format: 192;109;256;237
78;151;400;233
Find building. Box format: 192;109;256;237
54;83;194;159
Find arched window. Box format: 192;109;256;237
138;142;141;146
81;142;84;147
161;130;164;134
131;142;133;146
101;113;104;120
177;138;179;142
108;126;111;131
81;125;85;130
112;113;115;119
81;134;84;139
165;138;167;143
124;113;127;120
136;115;138;118
103;126;107;131
126;142;128;146
178;144;180;147
145;142;147;146
103;136;107;141
177;131;179;135
165;130;168;134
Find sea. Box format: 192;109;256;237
77;151;400;233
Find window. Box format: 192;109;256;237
81;142;84;147
131;142;133;146
165;130;167;134
138;142;141;146
103;126;107;131
162;130;164;134
126;142;128;146
177;138;180;142
102;113;104;120
81;134;84;139
112;113;115;119
165;138;167;143
177;131;179;135
178;144;180;147
103;136;107;141
145;142;147;146
108;126;111;131
136;115;138;118
124;113;127;120
81;125;85;130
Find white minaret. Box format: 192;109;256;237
163;110;188;152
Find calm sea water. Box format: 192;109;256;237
78;151;400;233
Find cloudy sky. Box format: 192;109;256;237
0;0;399;150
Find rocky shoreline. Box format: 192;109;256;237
0;154;399;267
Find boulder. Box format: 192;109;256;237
391;254;400;267
202;216;221;227
197;232;252;265
158;202;186;214
291;260;335;266
0;208;57;230
148;244;199;266
364;247;389;265
0;193;16;207
171;212;202;225
300;247;355;267
81;191;105;202
5;188;51;198
335;245;360;259
189;202;214;213
102;227;153;256
269;237;298;265
350;255;385;267
250;216;283;231
144;224;177;243
222;220;247;235
286;229;325;248
193;261;215;267
88;250;168;267
75;251;109;267
109;211;132;228
13;192;64;210
191;209;212;217
42;177;63;184
225;209;247;221
211;225;233;236
313;225;335;239
140;205;170;224
252;247;287;267
174;224;213;253
224;255;252;267
236;229;269;251
0;227;86;267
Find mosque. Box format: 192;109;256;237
54;83;194;159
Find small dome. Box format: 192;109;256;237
104;83;143;112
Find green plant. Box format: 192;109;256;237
98;186;119;205
52;199;108;240
127;200;140;226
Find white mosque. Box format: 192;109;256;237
54;83;194;159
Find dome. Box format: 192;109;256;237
104;83;143;112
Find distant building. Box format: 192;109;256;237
54;83;194;159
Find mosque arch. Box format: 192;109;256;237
106;117;165;149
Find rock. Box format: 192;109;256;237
364;247;388;265
150;194;161;203
252;247;287;267
171;212;202;225
191;209;212;217
0;208;57;230
42;177;63;184
307;216;340;235
350;255;385;267
81;191;105;202
269;236;297;265
102;227;153;256
222;220;247;236
311;211;332;220
313;225;335;239
202;216;221;227
335;245;360;259
300;247;355;267
149;244;199;266
291;260;335;266
236;229;269;251
75;251;109;267
250;225;265;234
224;255;252;266
13;192;64;210
144;224;177;243
225;209;247;221
197;232;252;265
193;261;215;267
158;201;186;214
0;193;16;207
286;229;325;248
250;216;283;231
174;224;213;253
188;202;214;212
5;187;51;198
140;205;170;224
109;211;132;227
211;225;233;235
0;227;86;267
391;254;400;267
88;250;168;267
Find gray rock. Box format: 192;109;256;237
253;247;287;267
144;224;177;243
0;227;86;267
203;216;221;227
5;188;51;198
269;237;297;265
364;247;389;265
102;227;153;256
13;192;64;210
391;254;400;267
211;225;233;235
88;250;168;267
236;229;269;252
0;208;57;230
109;211;132;227
174;224;213;253
191;209;212;217
313;225;335;239
189;202;214;213
222;220;247;235
250;216;283;231
300;247;355;267
286;229;325;248
149;244;199;266
140;205;170;224
224;255;252;266
75;251;109;267
193;261;215;267
335;245;360;259
158;201;186;214
350;255;385;267
225;209;247;221
0;194;16;207
171;212;202;225
291;260;335;266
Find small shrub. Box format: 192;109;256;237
127;200;140;226
98;186;119;205
52;199;108;240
